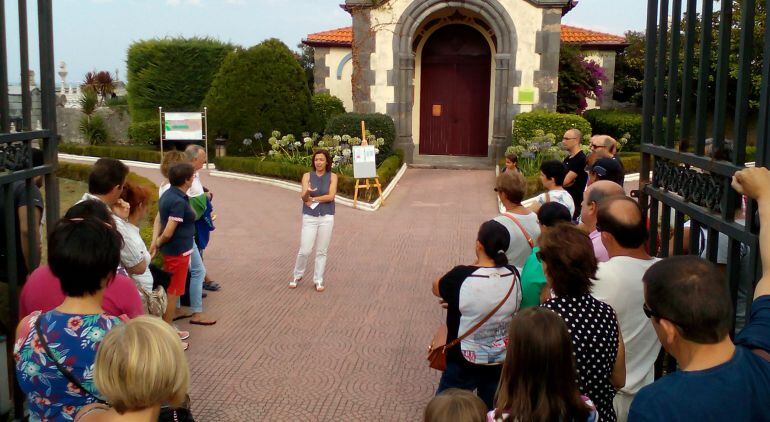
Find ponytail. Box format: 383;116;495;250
493;249;509;266
478;220;511;267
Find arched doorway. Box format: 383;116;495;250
419;24;491;157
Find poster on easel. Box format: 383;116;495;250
353;145;377;179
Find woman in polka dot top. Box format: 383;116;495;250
538;223;626;422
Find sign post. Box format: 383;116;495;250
353;121;382;209
159;109;207;165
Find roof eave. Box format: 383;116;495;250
302;39;353;48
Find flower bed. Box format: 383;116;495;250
214;150;404;201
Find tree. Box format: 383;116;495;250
613;31;645;105
204;38;313;156
297;43;315;93
557;44;607;114
81;71;116;105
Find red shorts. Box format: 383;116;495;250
163;254;191;296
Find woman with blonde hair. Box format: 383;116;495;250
75;316;190;421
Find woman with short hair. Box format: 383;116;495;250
75;316;190;421
432;220;522;409
291;149;338;292
538;223;626;421
15;214;124;421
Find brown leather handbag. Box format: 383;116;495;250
427;274;517;371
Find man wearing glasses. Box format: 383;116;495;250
562;129;588;220
591;135;625;184
628;167;770;421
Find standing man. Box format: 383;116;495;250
182;144;217;325
628;166;770;421
592;197;661;421
578;180;625;263
562;128;588;220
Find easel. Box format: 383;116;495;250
353;121;383;209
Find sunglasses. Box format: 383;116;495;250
592;165;609;177
643;302;685;327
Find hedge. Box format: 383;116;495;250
127;37;234;123
214;151;404;201
512;110;592;144
309;93;346;134
128;120;160;145
59;143;161;164
56;162;159;247
204;39;312;157
325;112;396;161
583;109;642;151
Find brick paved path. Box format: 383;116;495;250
127;165;499;421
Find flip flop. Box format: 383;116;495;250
189;319;217;326
173;313;193;321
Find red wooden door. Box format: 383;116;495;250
420;25;491;157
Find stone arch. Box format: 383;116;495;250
389;0;520;162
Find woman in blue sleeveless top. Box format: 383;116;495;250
291;149;338;292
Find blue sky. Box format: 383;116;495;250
4;0;647;85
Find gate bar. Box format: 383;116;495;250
18;0;31;131
694;0;713;156
665;0;682;149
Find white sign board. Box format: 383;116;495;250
353;145;377;179
164;112;203;141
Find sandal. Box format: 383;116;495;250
289;278;302;289
173;313;193;322
190;319;217;326
181;341;189;351
203;281;221;292
315;282;325;292
177;330;190;341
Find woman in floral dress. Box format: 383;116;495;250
15;209;124;421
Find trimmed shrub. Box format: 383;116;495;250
583;109;680;152
57;162;158;247
309;93;346;134
128;120;160;145
214;151;404;200
584;109;642;151
204;39;313;156
127;37;234;123
59;143;161;164
512;110;592;144
325;112;396;160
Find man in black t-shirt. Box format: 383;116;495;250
562;129;588;220
0;149;45;286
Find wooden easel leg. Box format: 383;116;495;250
375;177;384;206
354;181;359;209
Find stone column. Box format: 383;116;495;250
348;2;376;113
534;8;562;111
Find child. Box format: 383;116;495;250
154;163;196;335
490;307;598;422
424;389;487;422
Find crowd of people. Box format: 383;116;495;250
10;144;220;421
426;130;770;422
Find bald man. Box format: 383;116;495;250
562;128;588;220
579;180;626;262
592;197;661;422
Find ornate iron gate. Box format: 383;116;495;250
0;0;59;418
640;0;768;340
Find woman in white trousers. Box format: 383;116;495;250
291;149;338;292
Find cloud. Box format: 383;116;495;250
225;0;246;4
166;0;203;5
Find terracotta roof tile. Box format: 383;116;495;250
303;25;626;48
560;25;627;46
303;27;353;47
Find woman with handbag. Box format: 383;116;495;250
14;214;125;421
431;220;522;409
75;316;191;422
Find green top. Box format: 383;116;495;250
520;246;548;309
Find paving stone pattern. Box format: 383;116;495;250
128;166;499;421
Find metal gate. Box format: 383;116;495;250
0;0;59;418
640;0;768;338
